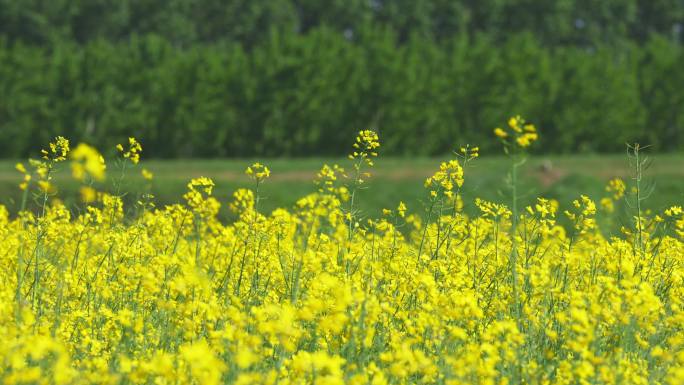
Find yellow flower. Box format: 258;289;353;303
43;136;70;162
495;116;538;149
16;162;32;190
37;180;54;193
600;197;614;213
665;206;682;217
141;168;154;181
79;186;98;203
508;116;522;132
566;195;597;233
476;198;512;219
515;132;538;148
459;144;480;160
70;143;106;181
494;127;508;138
117;137;143;164
606;178;626;200
180;342;225;385
425;160;464;199
397;201;407;218
245;162;270;181
235;349;256;369
349;130;380;169
19;176;31;191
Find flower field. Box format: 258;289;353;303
1;119;683;385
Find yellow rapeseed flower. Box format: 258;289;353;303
117;137;142;164
70;143;106;182
141;168;154;181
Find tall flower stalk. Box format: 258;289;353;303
494;116;539;327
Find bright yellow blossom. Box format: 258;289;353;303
117;136;143;164
70;143;106;181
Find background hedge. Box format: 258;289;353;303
1;0;683;157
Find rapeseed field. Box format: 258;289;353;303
1;118;683;385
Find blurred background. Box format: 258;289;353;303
1;0;683;220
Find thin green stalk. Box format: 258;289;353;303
510;154;522;329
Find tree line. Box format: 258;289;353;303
2;0;682;47
0;0;682;157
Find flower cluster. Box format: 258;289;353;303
600;177;627;213
41;136;70;162
116;137;143;164
458;144;479;161
665;206;684;238
494;115;538;149
1;131;682;385
315;164;346;194
184;177;220;217
565;194;598;234
424;160;464;199
245;162;270;182
70;143;106;182
349;129;380;166
15;162;31;191
606;177;626;200
476;198;512;220
141;168;154;181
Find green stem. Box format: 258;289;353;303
510;154;521;329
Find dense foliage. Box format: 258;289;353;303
2;33;683;157
1;0;683;157
2;0;683;46
1;127;683;384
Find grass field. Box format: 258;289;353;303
1;153;683;223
